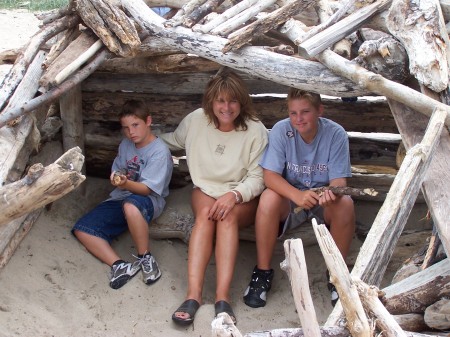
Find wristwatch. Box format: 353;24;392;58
231;190;241;204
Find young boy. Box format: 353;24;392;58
243;89;355;307
72;100;173;289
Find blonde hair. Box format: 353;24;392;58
202;70;258;130
287;88;322;109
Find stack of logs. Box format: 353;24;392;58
0;0;449;335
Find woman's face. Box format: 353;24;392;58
212;91;241;131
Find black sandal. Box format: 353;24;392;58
172;299;200;326
214;300;237;324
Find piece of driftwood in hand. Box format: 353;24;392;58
76;0;140;57
326;107;448;326
40;30;98;90
0;49;109;129
313;221;371;337
298;0;391;58
0;14;80;112
222;0;315;53
0;147;85;227
354;279;407;337
280;239;321;337
209;0;277;36
312;186;378;197
424;298;450;330
388;97;450;259
183;0;225;28
387;0;449;92
381;258;450;315
0;51;46;187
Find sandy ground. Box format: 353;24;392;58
0;9;433;337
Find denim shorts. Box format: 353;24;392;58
279;203;325;238
72;194;154;243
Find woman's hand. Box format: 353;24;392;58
208;192;237;221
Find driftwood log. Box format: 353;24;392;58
0;147;85;227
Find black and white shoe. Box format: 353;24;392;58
109;260;140;289
138;253;161;285
326;271;339;306
243;266;274;308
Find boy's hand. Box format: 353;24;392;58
318;189;338;207
111;171;127;187
295;190;320;210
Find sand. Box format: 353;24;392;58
0;9;432;337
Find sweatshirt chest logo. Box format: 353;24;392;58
215;144;225;155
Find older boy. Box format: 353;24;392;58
244;89;355;307
72;100;173;289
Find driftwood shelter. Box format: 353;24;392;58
0;0;449;335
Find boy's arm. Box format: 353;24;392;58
111;172;152;196
264;169;320;210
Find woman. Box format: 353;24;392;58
160;70;268;325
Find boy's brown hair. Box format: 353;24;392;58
287;88;322;109
119;100;150;121
202;69;258;131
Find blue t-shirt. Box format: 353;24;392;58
108;137;173;219
260;117;351;190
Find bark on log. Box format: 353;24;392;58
223;0;315;53
76;0;140;57
0;147;86;227
313;222;371;337
382;258;450;315
280;239;322;337
386;0;450;92
243;326;350;337
42;26;81;70
326;107;448;326
355;36;409;83
183;0;225;28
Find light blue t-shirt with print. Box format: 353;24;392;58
108;137;173;219
260;117;351;190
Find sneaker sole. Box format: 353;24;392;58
110;271;139;289
144;270;162;285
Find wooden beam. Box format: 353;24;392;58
0;147;86;227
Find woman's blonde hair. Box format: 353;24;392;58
287;88;322;109
202;70;258;130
